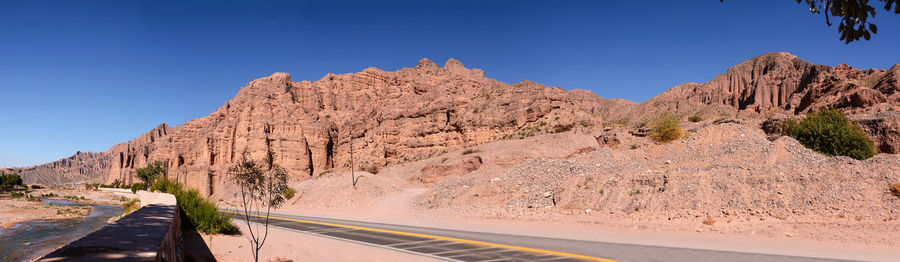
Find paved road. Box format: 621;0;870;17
221;210;856;262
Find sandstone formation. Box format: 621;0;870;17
4;52;899;193
637;52;900;119
84;58;605;196
852;111;900;154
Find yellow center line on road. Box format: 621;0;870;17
222;210;617;262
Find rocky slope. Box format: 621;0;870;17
623;52;900;153
4;52;899;191
0;151;110;185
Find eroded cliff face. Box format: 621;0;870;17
6;53;899;189
99;58;605;196
637;52;900;119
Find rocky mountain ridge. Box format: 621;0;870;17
5;53;899;190
1;151;110;185
633;52;900;119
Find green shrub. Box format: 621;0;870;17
688;115;703;122
649;114;684;143
10;192;25;198
122;198;141;214
788;109;876;160
130;183;146;193
284;188;297;199
0;173;23;188
779;118;799;136
630;144;639;149
136;161;167;189
152;178;238;234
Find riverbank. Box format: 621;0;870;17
0;186;136;229
0;200;123;261
0;198;82;229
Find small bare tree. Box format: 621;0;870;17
229;151;289;262
349;136;362;187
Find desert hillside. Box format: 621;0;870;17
269;118;900;245
4;53;900;194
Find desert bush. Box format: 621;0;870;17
10;192;25;198
630;145;639;149
137;161;167;190
461;148;481;155
0;173;23;188
702;216;716;225
688;114;703;122
130;183;146;193
649;114;684;143
550;124;574;133
891;183;900;197
788;109;875;160
359;163;380;174
151;178;238;234
122;198;141;214
779;118;799;135
284;188;297;199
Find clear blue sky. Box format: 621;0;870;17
1;0;899;167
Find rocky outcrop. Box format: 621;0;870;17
634;52;900;152
638;52;900;119
5;53;899;190
852;111;900;154
1;151;110;185
84;58;606;196
412;155;483;184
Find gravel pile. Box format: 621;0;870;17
419;122;900;223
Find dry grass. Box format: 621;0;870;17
688;114;703;122
702;216;716;225
649;114;684;143
461;148;482;155
284;187;298;199
122;198;141;214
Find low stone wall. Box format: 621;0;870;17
39;192;182;262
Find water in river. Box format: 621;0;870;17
0;199;124;261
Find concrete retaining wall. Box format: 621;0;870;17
39;192;183;262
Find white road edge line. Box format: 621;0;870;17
386;239;445;247
431;246;504;256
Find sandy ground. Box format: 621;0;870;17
0;199;68;229
202;220;442;262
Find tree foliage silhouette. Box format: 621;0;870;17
721;0;899;43
136;161;167;190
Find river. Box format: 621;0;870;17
0;199;124;261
